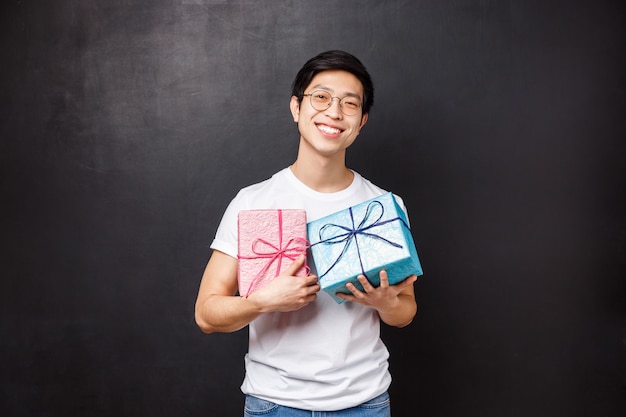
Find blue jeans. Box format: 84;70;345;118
243;391;391;416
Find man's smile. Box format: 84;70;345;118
316;123;344;136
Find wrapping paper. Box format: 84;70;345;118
238;209;308;297
307;192;423;303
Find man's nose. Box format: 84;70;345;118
325;97;343;118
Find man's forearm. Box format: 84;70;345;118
195;294;262;334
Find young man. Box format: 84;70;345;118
195;50;418;416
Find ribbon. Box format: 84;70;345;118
238;209;309;298
311;200;408;279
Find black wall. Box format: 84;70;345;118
1;1;624;416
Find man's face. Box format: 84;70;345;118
290;70;368;160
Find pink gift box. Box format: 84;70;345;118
237;209;309;297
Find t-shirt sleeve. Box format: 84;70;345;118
210;190;247;259
392;193;411;228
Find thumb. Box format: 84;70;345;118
282;254;307;276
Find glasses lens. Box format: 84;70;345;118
339;97;361;116
309;91;331;111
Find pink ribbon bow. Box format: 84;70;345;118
238;210;309;298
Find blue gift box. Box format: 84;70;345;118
307;192;423;303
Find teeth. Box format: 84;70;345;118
318;125;341;135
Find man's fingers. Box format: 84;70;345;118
399;275;418;287
283;255;307;276
378;270;389;288
357;275;374;291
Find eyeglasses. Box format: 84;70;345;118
302;90;363;116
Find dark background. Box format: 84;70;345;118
1;1;624;416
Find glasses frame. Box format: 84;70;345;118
302;90;363;116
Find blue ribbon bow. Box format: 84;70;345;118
311;200;408;279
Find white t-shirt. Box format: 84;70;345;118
211;167;408;411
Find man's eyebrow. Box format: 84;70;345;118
308;84;361;98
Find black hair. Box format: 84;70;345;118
291;50;374;114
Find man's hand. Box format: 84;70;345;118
336;270;418;327
247;255;320;313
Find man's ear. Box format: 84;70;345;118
290;96;300;123
359;112;369;130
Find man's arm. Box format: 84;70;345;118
336;271;418;328
194;251;320;334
